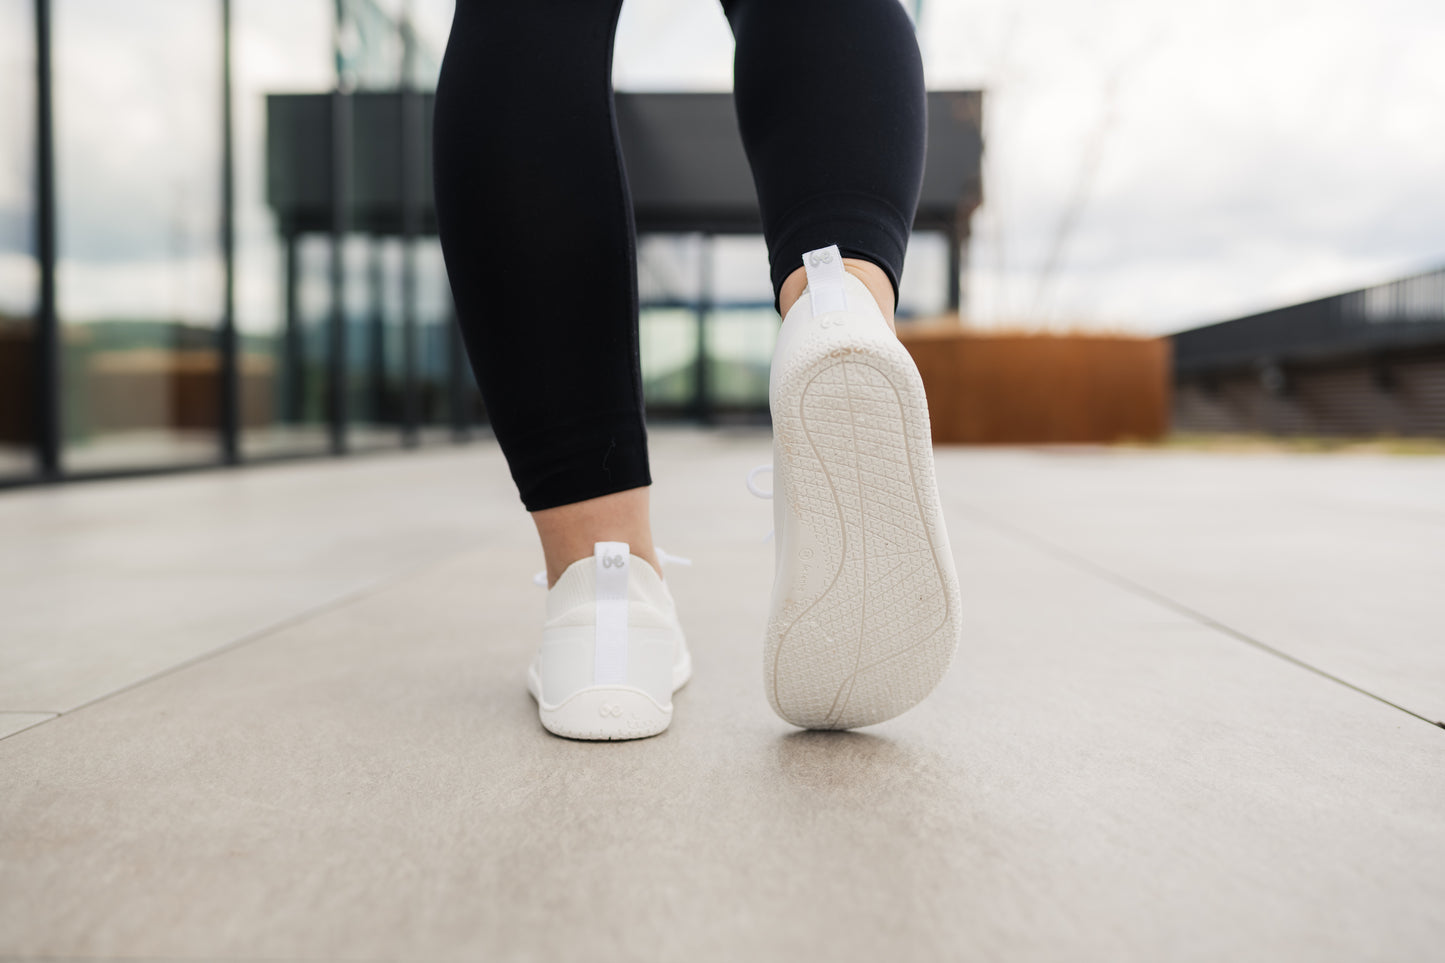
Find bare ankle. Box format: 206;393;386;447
779;257;897;332
531;487;660;587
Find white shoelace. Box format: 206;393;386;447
747;463;775;542
532;546;693;588
746;463;773;499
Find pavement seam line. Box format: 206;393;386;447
0;548;484;744
953;503;1444;732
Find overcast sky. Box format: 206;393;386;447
4;0;1441;335
602;0;1445;333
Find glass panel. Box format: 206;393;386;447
407;4;448;440
234;0;334;458
345;233;404;449
54;0;223;473
638;234;702;307
295;235;334;430
705;308;775;410
378;236;407;432
338;0;404;90
407;1;451;89
712;235;773;312
0;0;37;478
638;235;776;416
413;238;456;439
640;308;698;410
638;234;700;415
897;231;951;321
414;238;454;442
708;236;775;415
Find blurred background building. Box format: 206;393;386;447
0;0;980;486
1171;268;1445;436
3;0;1444;488
3;0;462;483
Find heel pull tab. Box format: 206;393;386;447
594;541;629;685
803;245;848;315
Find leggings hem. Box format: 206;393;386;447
766;191;912;315
507;414;652;513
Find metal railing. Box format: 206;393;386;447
1173;266;1445;375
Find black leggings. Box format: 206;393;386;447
433;0;926;511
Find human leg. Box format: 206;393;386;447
721;0;928;323
723;0;962;729
531;488;655;589
432;0;657;584
434;0;687;740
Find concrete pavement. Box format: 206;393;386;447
2;429;1442;961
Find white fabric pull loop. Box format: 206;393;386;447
533;544;692;589
593;541;629;685
803;244;848;315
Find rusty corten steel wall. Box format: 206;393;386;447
897;329;1171;444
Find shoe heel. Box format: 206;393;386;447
535;684;673;741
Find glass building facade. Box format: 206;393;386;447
2;0;958;487
1;0;491;486
1;0;38;478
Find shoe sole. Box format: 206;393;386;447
767;326;961;729
527;649;692;741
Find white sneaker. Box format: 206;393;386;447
527;541;692;740
763;244;962;729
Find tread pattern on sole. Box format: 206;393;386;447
767;334;961;730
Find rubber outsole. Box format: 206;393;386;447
527;649;692;741
766;324;961;730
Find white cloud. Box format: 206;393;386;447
924;0;1445;331
11;0;1442;336
613;0;1445;332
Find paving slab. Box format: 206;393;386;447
1;433;1441;961
938;449;1445;723
0;445;521;713
0;713;56;740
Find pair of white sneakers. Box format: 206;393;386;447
527;244;963;740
